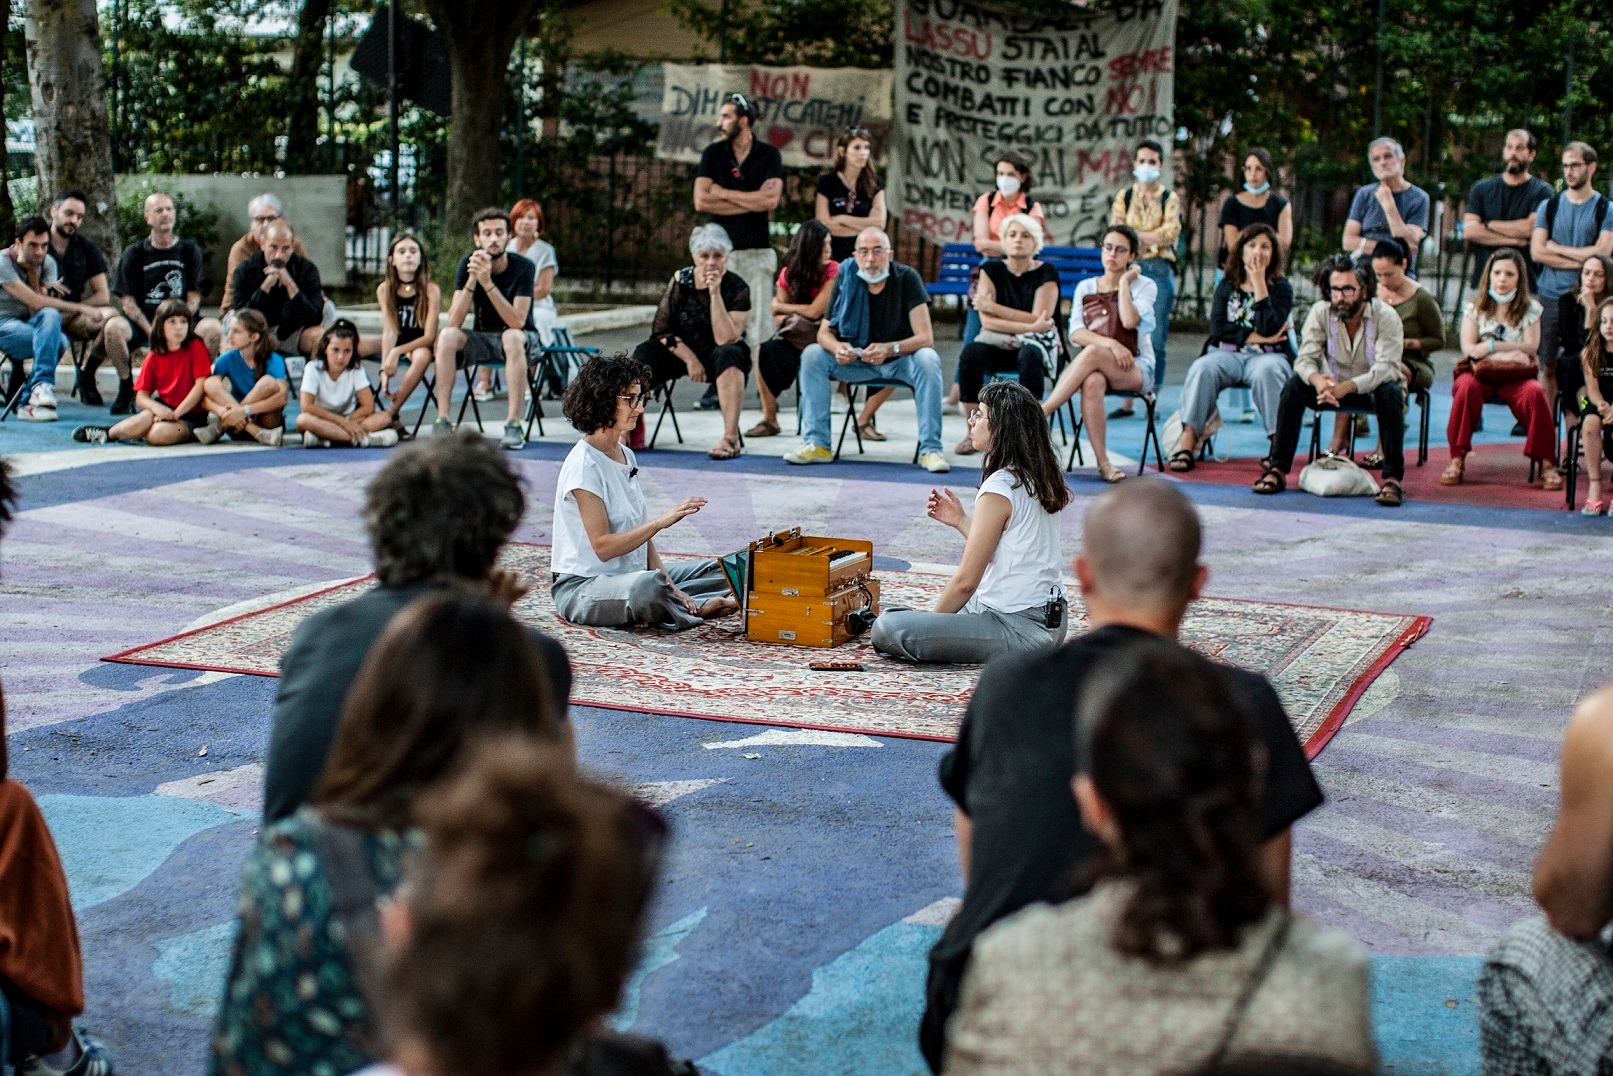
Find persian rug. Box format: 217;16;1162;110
105;543;1430;758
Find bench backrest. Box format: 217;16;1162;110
932;243;1105;298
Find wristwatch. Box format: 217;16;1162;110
892;341;902;356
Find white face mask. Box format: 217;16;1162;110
1488;287;1517;304
996;175;1021;198
1133;163;1162;184
1244;181;1271;194
857;266;890;285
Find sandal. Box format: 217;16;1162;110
707;437;742;460
1251;467;1286;495
1097;463;1126;483
1439;458;1464;486
1361;450;1384;470
1580;499;1608;516
745;419;781;438
1541;465;1564;492
954;435;979;456
1167;449;1196;473
858;420;887;442
1375;479;1404;507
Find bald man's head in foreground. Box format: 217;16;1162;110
1076;477;1207;620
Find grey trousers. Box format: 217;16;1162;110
551;559;731;631
871;604;1066;664
1179;348;1292;437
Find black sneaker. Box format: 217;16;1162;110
109;381;136;415
72;425;110;444
78;379;103;406
695;386;720;410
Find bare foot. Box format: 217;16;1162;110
696;596;739;619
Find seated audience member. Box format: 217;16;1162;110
953;214;1059;455
1217;148;1293;266
946;639;1374;1075
375;233;440;425
1173;223;1294;471
1;216;90;422
508;198;558;345
219;194;308;316
46;191;126;413
633;224;753;460
432;207;539;450
71;300;216;446
295;321;398;449
1253;254;1407;507
872;381;1069;663
109;192;221;358
748;219;839;439
360;735;682;1076
919;478;1324;1072
262;431;573;823
0;460;117;1076
210;594;569;1076
1556;253;1613;425
551;354;737;629
784;226;950;473
1479;684;1613;1073
1573;299;1613;514
1041;224;1157;483
231;221;327;358
203;309;287;446
1350;237;1444;466
1443;248;1561;490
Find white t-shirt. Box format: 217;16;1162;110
301;359;369;416
968;468;1063;615
513;237;559;345
1069;274;1159;389
552;439;649;577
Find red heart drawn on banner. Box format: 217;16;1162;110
767;126;794;150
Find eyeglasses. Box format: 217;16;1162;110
1100;242;1132;255
966;409;984;424
853;246;889;256
251;213;282;225
1329;284;1360;296
618;393;647;407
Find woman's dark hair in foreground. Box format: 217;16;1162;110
312;593;563;830
364;430;525;587
562;352;653;435
978;381;1070;515
1077;637;1269;963
0;458;15;781
382;734;664;1075
782;219;833;302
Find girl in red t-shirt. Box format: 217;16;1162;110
74;299;216;445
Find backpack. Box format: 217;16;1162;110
1544;190;1608;237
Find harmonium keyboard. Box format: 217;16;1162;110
743;527;880;648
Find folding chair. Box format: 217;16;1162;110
835;379;922;463
523;328;600;440
1309;389;1432;467
1563;418;1612;511
67;338;90;400
0;353;31;421
1066;389;1165;475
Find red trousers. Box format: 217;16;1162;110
1447;372;1557;462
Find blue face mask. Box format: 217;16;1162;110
1488;287;1517;304
1244;181;1271;194
857;266;890;285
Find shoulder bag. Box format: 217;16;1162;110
1081;289;1139;355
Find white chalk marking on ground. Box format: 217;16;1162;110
904;897;962;926
155;764;264;812
703;729;883;750
628;778;730;807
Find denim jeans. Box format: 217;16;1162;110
0;307;66;395
799;343;944;454
1137;257;1175;386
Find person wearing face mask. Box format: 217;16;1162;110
1462;129;1552;290
1443;248;1561;490
1343;137;1430;276
1216;148;1293;269
1108;140;1181;420
1254;254;1407;507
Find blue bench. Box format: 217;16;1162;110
928;243;1105;303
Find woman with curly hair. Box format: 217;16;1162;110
945;639;1376;1075
551;353;737;629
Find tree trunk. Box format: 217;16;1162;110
286;0;334;171
0;0;14;242
24;0;119;263
422;0;541;234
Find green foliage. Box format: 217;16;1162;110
666;0;892;67
114;180;221;251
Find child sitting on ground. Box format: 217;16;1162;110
204;309;288;446
73;299;216;446
296;320;398;449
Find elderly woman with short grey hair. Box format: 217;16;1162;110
632;223;754;459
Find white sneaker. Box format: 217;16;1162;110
363;427;399;448
255;426;284;447
919;450;951;474
303;433;328;448
473;387;495;403
192;422;223;445
17;403;57;422
31;384;57;410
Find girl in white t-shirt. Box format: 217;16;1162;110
549;354;736;629
295;321;399;448
873;380;1071;663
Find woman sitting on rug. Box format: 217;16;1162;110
944;639;1375;1075
872;380;1069;664
551;353;738;630
211;593;567;1076
1041;224;1157;483
1442;248;1561;490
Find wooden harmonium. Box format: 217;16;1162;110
745;527;880;648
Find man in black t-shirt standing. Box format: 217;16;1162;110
1462;129;1553;288
432;207;538;450
110;191;223;358
694;92;783;405
917;478;1325;1072
44;190;128;412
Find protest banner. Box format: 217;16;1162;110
889;0;1178;247
657;63;893;170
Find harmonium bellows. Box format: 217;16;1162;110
745;527;880;648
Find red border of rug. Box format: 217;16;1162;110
103;571;1433;758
